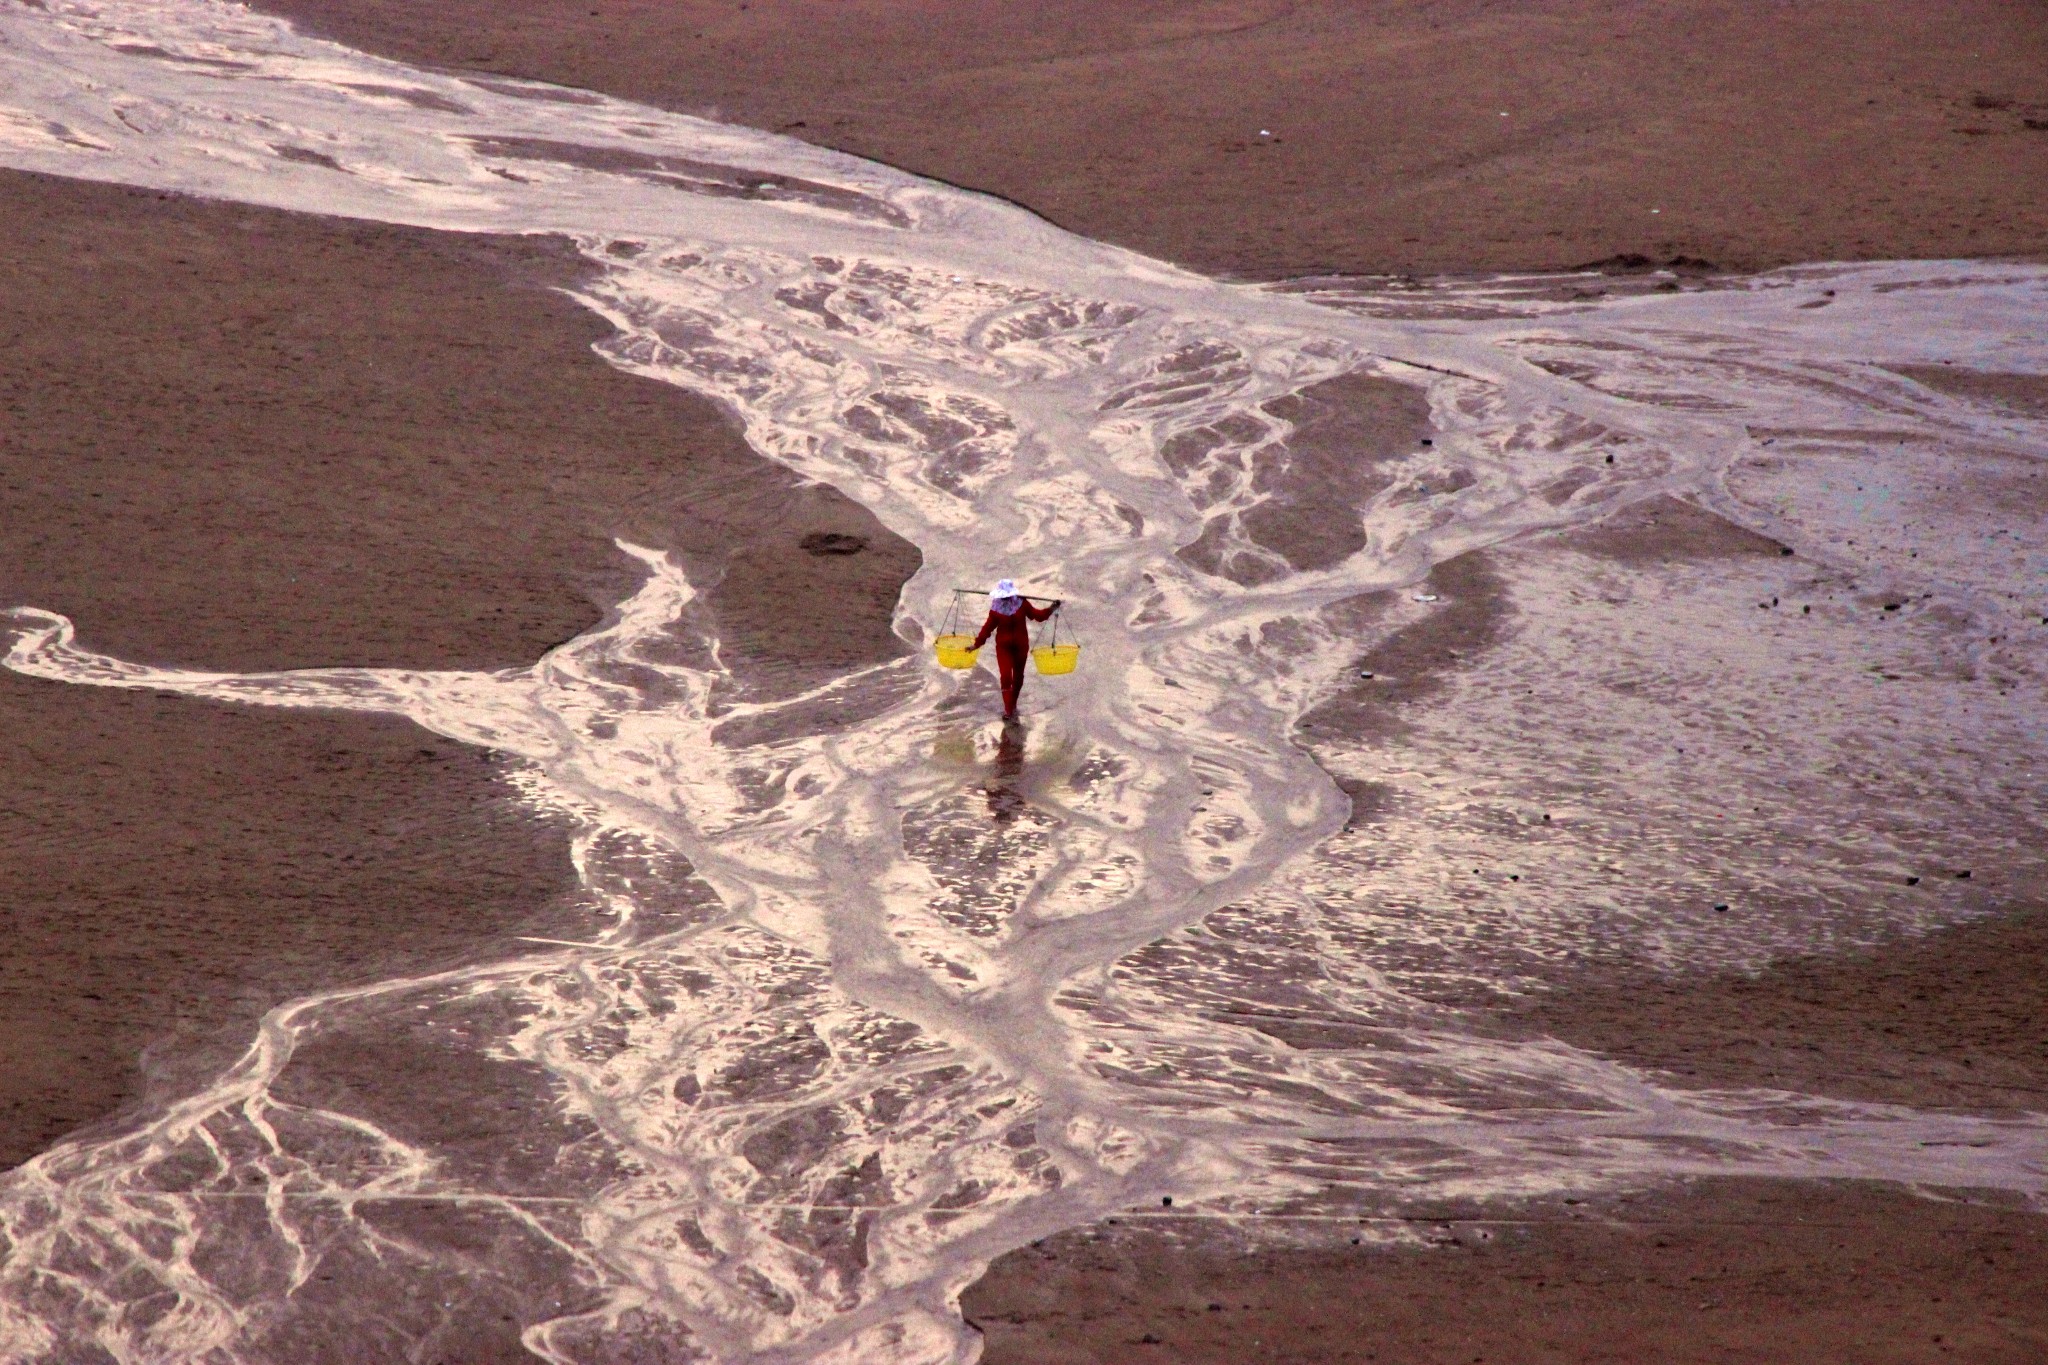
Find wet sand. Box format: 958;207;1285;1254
1177;370;1434;583
0;673;579;1172
967;1178;2048;1364
980;597;2047;1361
1311;496;2044;1098
984;491;2046;1362
1492;492;2044;1115
1317;505;2046;1119
258;0;2048;278
1517;906;2048;1114
5;4;2045;1357
1891;366;2048;422
0;168;915;1169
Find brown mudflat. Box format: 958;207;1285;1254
1176;370;1433;583
259;0;2048;277
1310;502;2046;1116
10;1;2048;1352
0;678;576;1171
967;1178;2048;1364
1301;550;1514;749
1074;494;2046;1363
1893;365;2048;422
1498;495;2045;1108
1517;907;2048;1114
0;168;915;685
0;169;915;1168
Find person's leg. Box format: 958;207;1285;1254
997;644;1025;717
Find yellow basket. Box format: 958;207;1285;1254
1032;643;1080;676
933;634;980;669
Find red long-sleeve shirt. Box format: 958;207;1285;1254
971;599;1056;653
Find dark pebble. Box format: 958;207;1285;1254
1713;903;1729;912
1956;870;1972;880
1906;875;1921;886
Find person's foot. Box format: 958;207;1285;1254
1001;711;1019;723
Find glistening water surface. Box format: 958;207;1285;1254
3;2;2046;1360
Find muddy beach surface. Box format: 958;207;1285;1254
0;5;2044;1362
258;0;2048;278
966;1178;2048;1364
0;168;915;1168
986;479;2047;1359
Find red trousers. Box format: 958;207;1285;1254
972;602;1054;718
994;640;1028;717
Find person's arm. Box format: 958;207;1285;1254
1023;599;1060;622
970;610;1000;649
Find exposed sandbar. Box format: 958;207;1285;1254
1515;907;2048;1114
256;0;2048;278
0;169;917;1167
966;1178;2048;1364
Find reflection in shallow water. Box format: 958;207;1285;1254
986;720;1028;825
1;2;2046;1361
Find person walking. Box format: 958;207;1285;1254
971;579;1060;721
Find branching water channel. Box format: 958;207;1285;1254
2;2;2046;1360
